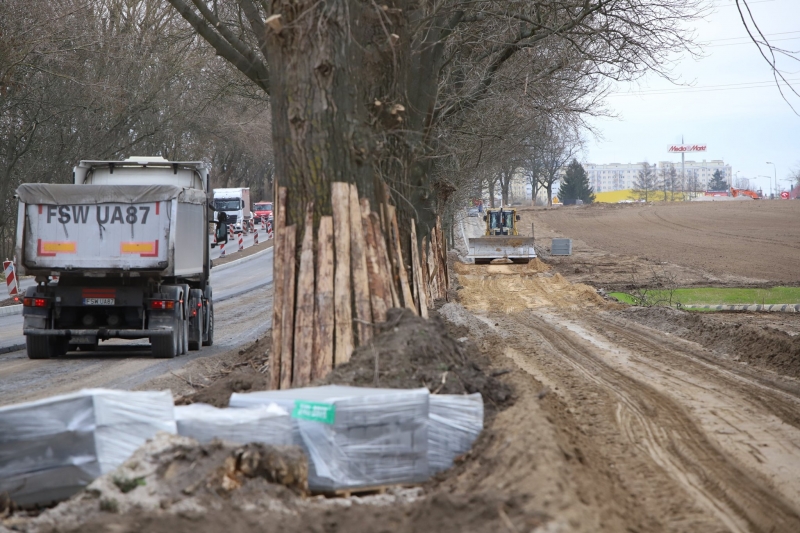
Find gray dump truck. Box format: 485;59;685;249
15;157;228;359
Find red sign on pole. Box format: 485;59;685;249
780;191;790;199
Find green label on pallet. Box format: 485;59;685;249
292;401;336;424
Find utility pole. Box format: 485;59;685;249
681;134;685;196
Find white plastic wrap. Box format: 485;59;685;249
230;385;430;492
0;389;175;506
428;393;484;473
174;403;292;445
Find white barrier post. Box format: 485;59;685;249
254;228;259;245
219;240;226;257
238;232;244;251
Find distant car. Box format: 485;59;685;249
467;207;479;217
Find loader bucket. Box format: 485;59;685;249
468;236;536;264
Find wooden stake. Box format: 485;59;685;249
421;236;432;308
350;184;372;345
370;212;397;310
410;222;428;318
331;182;353;365
292;204;315;386
269;187;287;389
362;201;388;324
437;216;449;297
429;226;440;300
313;216;334;380
389;205;416;313
280;225;297;390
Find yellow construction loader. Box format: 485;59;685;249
468;208;536;264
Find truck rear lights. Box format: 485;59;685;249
150;300;175;310
23;297;48;308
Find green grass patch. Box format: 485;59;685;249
610;286;800;307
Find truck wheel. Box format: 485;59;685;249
152;324;179;359
26;335;53;359
202;303;214;346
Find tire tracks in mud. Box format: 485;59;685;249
499;310;800;533
585;313;800;430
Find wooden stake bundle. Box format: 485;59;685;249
312;216;334;380
292;203;315;386
349;184;372;345
331;183;353;365
421;236;432;308
269;187;287;390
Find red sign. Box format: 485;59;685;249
668;144;707;153
780;191;790;199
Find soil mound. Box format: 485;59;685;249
320;308;512;407
619;306;800;378
179;372;268;407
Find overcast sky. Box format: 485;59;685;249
583;0;800;194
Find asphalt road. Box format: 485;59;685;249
0;246;273;407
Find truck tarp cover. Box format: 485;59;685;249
16;183;208;205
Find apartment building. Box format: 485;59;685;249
586;160;732;192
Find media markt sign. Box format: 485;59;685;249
292;401;336;424
667;144;707;153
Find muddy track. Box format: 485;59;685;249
500;310;800;533
585;313;800;430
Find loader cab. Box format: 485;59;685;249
485;209;519;236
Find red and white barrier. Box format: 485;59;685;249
3;260;20;298
238;232;244;251
266;220;273;240
219;240;226;257
254;229;259;245
229;225;234;240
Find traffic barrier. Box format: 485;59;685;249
3;260;19;298
267;220;274;240
254;228;259;245
238;232;244;251
249;219;254;233
219;240;226;257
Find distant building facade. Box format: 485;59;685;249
586;160;732;193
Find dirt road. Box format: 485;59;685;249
449;257;800;532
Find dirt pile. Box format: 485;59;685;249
619;306;800;378
4;433;308;533
454;261;607;313
321;308;512;407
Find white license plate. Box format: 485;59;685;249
83;298;115;305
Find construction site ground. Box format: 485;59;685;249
5;200;800;533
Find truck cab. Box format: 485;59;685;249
253;201;273;224
213;187;251;234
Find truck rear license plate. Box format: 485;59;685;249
83;298;114;305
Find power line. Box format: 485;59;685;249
706;36;800;48
609;78;800;97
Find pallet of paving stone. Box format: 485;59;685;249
428;393;484;474
174;402;292;445
0;389;175;507
229;385;430;492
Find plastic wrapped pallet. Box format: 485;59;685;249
0;389;175;506
428;393;484;473
174;402;292;445
230;385;429;492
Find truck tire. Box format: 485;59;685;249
152;323;179;359
188;288;203;351
202;303;214;346
26;335;54;359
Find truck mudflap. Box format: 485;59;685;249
468;236;536;264
22;328;172;339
